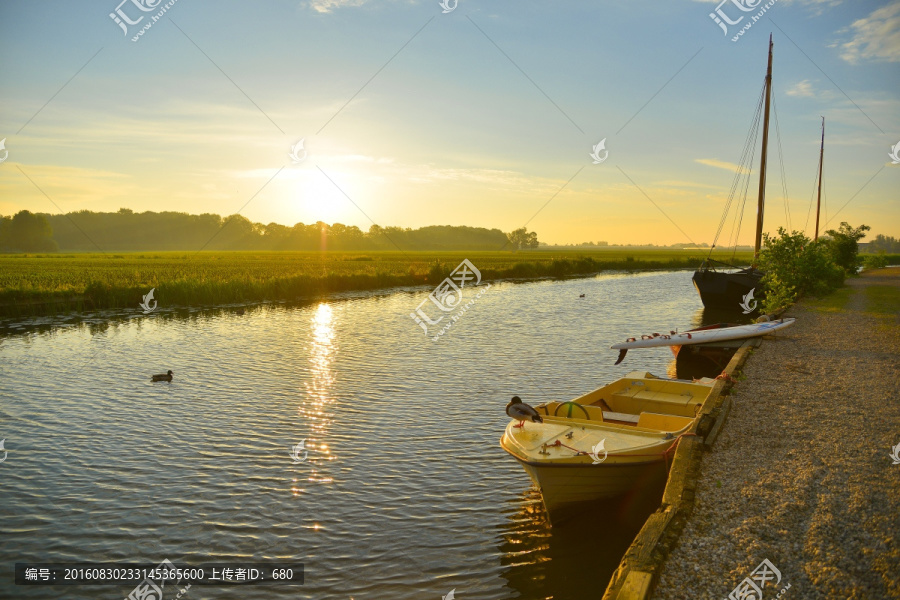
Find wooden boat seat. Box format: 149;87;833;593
636;412;694;432
602;411;640;424
611;388;699;416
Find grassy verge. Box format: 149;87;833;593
804;286;854;313
864;285;900;316
0;249;753;317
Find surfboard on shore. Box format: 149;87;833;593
611;318;795;364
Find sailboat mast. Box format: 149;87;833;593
814;117;824;242
753;34;774;266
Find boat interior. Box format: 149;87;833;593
532;372;714;434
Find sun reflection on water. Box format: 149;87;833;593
298;303;336;485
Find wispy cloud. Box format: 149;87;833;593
657;179;724;190
839;2;900;64
307;0;369;13
695;158;750;173
785;79;815;97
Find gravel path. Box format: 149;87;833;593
653;268;900;600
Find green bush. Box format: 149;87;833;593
823;222;870;275
861;251;889;270
759;273;797;314
758;228;845;313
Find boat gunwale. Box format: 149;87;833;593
500;427;679;467
502;447;668;470
531;415;694;435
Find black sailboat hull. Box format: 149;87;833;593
691;267;763;311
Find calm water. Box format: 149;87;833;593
1;270;711;600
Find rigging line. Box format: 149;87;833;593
730;81;767;254
803;147;820;235
772;92;792;233
725;118;759;253
728;149;750;256
616;167;697;246
711;81;764;252
733;117;761;251
709;80;766;257
728;99;763;258
824;165;885;227
715;81;764;253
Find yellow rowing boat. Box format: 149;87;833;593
500;371;716;522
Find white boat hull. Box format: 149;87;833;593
514;456;669;517
611;318;795;350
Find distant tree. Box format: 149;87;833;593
0;214;11;250
1;210;58;252
507;227;539;251
823;222;870;275
866;234;900;254
210;214;256;249
35;209;534;251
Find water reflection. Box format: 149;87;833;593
694;306;755;327
498;467;667;599
300;302;336;486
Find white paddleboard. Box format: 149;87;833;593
611;318;795;350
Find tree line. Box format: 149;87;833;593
0;209;542;252
862;234;900;254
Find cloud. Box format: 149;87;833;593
839;2;900;64
307;0;368;13
695;158;750;173
786;79;815;97
657;180;724;189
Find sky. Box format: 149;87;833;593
0;0;898;246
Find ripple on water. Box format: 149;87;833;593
2;272;703;598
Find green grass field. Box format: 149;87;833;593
804;286;854;313
0;249;754;317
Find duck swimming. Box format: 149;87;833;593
151;370;173;382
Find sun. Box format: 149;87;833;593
280;169;357;226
